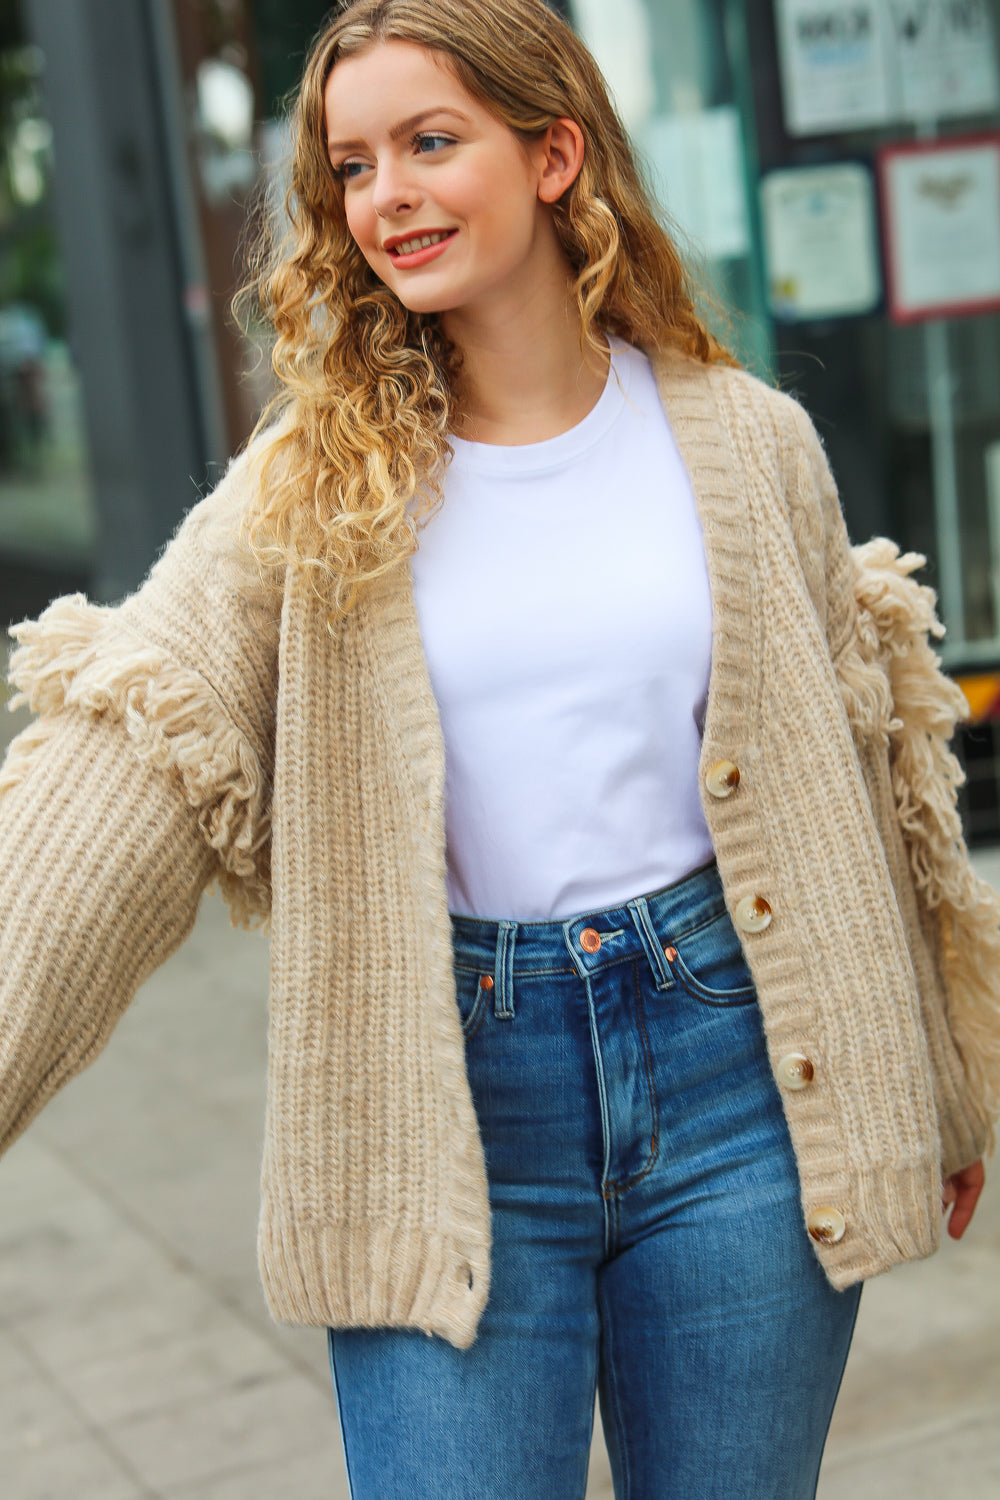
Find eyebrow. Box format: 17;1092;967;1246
327;107;471;155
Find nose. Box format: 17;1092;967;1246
371;158;420;220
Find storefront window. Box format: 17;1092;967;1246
570;0;773;376
0;14;95;581
574;0;1000;835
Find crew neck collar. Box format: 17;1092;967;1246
449;338;632;476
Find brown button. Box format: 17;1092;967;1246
807;1207;846;1244
734;894;772;933
479;975;494;990
580;927;602;954
777;1053;814;1090
706;759;741;799
663;946;678;963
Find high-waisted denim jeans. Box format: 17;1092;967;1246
328;862;861;1499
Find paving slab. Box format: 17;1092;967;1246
819;1408;1000;1500
106;1371;336;1492
3;1434;148;1500
48;1318;295;1431
162;1442;354;1500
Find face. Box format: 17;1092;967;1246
323;41;566;321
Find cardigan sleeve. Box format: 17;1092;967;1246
0;710;216;1153
0;443;281;1152
787;397;1000;1166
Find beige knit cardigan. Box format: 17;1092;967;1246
2;351;999;1351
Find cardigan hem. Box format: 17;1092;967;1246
815;1158;942;1290
257;1214;490;1350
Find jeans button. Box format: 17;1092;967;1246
580;927;602;954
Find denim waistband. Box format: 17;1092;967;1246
450;859;728;986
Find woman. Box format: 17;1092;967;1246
0;1;997;1495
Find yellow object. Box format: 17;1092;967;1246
954;674;1000;724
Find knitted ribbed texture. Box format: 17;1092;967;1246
0;712;215;1150
258;563;489;1347
0;352;996;1346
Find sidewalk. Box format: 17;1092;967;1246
1;700;999;1496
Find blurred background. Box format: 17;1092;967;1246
5;0;1000;835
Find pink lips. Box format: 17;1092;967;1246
385;229;457;268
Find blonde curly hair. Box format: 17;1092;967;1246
242;0;735;615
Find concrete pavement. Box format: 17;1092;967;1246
1;692;999;1497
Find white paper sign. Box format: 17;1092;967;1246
776;0;1000;134
760;163;881;319
883;139;1000;317
775;0;894;135
643;107;750;261
889;0;1000;121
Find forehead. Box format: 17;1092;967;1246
323;40;475;138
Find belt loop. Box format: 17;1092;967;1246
628;896;674;991
494;921;517;1020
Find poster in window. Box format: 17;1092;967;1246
879;134;1000;321
775;0;1000;136
774;0;893;136
892;0;1000;123
760;163;881;320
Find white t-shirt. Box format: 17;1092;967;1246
410;340;714;921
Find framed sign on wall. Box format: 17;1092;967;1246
760;161;881;321
878;134;1000;322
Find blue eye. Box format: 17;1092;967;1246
333;159;368;181
415;133;453;155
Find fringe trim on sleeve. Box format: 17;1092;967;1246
3;594;270;927
838;539;1000;1149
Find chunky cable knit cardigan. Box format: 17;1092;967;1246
1;351;999;1350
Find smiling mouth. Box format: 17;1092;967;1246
386;229;456;258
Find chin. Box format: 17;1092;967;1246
387;285;466;317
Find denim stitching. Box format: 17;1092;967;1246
582;968;615;1256
493;921;516;1019
602;956;660;1198
452;962;576;978
627;895;674;990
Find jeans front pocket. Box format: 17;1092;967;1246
453;964;491;1040
665;909;757;1006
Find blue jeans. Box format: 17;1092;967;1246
328;862;861;1499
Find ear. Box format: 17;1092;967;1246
536;117;585;203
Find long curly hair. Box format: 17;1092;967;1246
242;0;735;615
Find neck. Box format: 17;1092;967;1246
442;275;609;447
